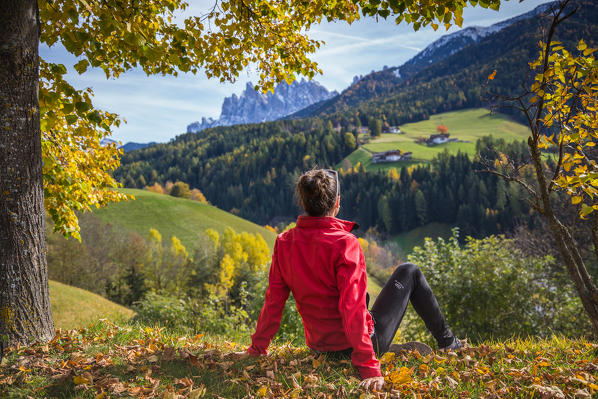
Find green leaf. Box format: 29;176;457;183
75;102;90;113
62;103;74;113
88;111;103;124
74;59;89;74
65;114;77;125
51;63;68;75
379;9;390;18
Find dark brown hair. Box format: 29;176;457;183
296;169;338;217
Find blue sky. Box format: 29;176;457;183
40;0;551;143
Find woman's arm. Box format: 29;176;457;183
247;239;290;355
336;237;382;379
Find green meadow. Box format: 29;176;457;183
93;188;277;250
340;108;530;172
49;280;134;330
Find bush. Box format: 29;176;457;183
401;229;589;344
170;181;191;198
133;292;196;331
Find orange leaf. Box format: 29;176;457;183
487;70;497;80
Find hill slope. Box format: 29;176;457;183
339;108;529;171
49;280;134;330
93;189;277;249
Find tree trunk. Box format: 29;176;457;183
0;0;54;356
528;138;598;336
549;219;598;335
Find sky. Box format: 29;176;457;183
40;0;552;143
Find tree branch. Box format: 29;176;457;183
477;168;542;213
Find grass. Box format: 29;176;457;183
93;189;277;250
366;277;383;298
2;320;597;398
339;108;530;172
49;281;134;330
387;223;453;260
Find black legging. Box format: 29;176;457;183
369;263;455;354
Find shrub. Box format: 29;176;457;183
170;181;191;198
401;229;589;344
133;292;196;331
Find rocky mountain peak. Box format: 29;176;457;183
187;79;337;133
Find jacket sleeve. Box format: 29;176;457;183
248;238;290;355
336;237;381;379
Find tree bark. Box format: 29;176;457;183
0;0;54;356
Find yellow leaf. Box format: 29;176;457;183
434;355;447;364
257;385;268;397
388;366;413;385
312;354;324;368
73;375;90;385
571;196;583;205
379;352;395;364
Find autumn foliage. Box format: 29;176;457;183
435;124;449;134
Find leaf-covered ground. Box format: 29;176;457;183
1;320;597;398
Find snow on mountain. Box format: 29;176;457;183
391;1;555;79
186;79;337;133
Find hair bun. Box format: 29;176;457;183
296;169;337;217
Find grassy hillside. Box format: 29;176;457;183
49;280;134;330
340;108;530;172
388;223;453;260
93;189;277;250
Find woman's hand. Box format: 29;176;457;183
359;376;385;391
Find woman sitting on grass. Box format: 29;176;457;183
239;169;461;391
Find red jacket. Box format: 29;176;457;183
248;215;381;379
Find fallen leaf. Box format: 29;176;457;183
189;384;206;398
388;366;413;385
445;376;458;388
530;384;565;399
257;385;268;397
73;375;90;385
572;389;591;398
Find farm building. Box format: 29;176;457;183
383;125;402;134
416;133;459;146
372;150;413;163
357;126;370;135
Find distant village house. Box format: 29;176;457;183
382;125;402;134
417;132;459;146
357;126;370;135
372;150;413;163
